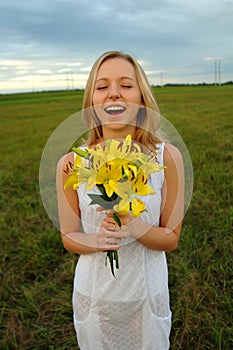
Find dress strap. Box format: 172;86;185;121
156;142;165;166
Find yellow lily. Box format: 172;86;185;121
114;196;146;217
95;159;123;198
88;135;133;169
87;143;108;171
122;162;138;180
114;171;155;198
104;137;132;162
131;197;146;216
64;173;80;190
114;196;130;215
79;167;97;191
140;161;164;176
74;154;83;167
131;172;155;196
64;166;96;191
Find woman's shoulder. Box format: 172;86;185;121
57;151;74;173
163;143;183;167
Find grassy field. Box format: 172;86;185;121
0;85;232;349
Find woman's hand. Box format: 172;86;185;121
96;209;135;250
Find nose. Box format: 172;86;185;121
108;84;120;99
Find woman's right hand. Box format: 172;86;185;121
97;224;122;251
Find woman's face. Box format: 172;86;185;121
92;57;144;136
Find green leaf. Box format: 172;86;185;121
96;184;106;196
96;184;118;201
96;184;109;200
88;194;119;209
107;250;115;277
72;147;89;159
114;250;119;269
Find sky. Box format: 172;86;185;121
0;0;232;94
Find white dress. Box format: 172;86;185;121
73;143;171;350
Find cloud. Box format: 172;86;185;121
0;59;33;69
0;0;232;92
54;62;82;67
35;69;53;74
204;56;223;62
80;66;92;72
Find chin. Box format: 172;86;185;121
103;116;137;128
105;122;127;130
103;122;137;138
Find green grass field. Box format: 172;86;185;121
0;85;232;349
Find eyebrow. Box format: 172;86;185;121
96;76;135;83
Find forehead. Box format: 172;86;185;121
96;57;136;79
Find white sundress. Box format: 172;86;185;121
72;143;172;350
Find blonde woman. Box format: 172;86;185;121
56;51;184;349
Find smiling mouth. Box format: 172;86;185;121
104;106;126;115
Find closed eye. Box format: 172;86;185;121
96;86;108;90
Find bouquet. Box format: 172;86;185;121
64;135;164;276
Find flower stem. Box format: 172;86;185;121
106;250;119;277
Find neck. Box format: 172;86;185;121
101;124;137;141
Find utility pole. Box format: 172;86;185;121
214;60;217;85
66;72;70;90
160;72;163;87
218;60;221;86
214;59;221;85
70;70;74;90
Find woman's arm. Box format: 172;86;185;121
134;143;184;250
56;152;120;254
101;143;185;251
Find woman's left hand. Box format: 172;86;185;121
97;208;136;240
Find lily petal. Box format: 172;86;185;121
131;198;146;216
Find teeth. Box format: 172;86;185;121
105;106;125;112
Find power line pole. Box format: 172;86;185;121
214;59;221;85
66;72;70;90
214;60;217;85
70;70;74;90
160;72;163;87
218;60;221;86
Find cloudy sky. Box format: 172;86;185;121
0;0;232;93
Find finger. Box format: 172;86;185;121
102;228;121;238
96;206;106;212
105;209;114;216
104;237;121;245
97;235;120;251
101;218;117;231
106;226;128;239
97;229;119;242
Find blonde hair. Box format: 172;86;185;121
82;50;163;150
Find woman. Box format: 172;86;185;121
56;51;184;349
